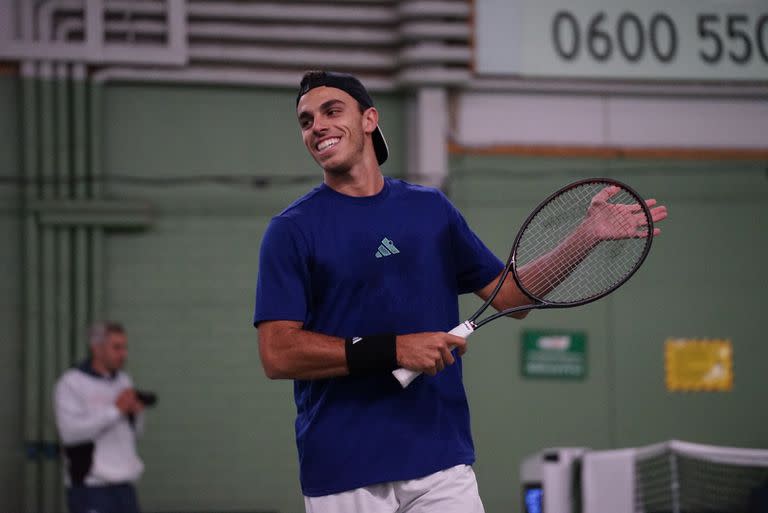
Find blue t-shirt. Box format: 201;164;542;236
253;177;503;496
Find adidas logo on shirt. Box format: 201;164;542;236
375;237;400;258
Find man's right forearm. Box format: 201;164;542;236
259;321;466;380
54;382;123;444
55;404;122;445
258;320;349;380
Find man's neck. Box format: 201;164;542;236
90;358;112;377
323;160;384;198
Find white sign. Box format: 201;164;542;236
475;0;768;81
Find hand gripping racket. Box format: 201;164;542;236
392;177;655;388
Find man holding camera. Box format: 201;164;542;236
53;321;153;513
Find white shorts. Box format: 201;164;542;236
303;464;485;513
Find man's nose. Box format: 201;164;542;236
313;118;329;133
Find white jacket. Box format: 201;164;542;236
53;361;145;486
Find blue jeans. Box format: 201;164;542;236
67;483;141;513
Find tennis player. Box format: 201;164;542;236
253;70;666;513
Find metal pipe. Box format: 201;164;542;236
189;22;398;46
397;0;470;19
38;59;60;513
72;63;89;363
188;2;397;24
90;65;398;90
20;59;42;513
399;43;471;65
190;44;396;69
88;78;105;322
47;60;70;513
399;21;470;41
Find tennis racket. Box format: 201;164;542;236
392;177;656;388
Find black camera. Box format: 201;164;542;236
135;390;158;407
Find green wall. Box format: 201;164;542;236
3;77;767;513
0;74;23;513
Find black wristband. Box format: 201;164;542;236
345;334;398;375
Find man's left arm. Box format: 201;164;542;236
474;272;532;319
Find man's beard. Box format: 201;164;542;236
323;161;352;175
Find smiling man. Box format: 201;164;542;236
253;70;536;513
252;70;669;513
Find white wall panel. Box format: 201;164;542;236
606;97;768;148
456;92;768;149
457;93;605;145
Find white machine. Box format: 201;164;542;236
522;441;768;513
520;447;588;513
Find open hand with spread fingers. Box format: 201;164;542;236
585;185;668;240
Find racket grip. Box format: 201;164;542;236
391;321;475;388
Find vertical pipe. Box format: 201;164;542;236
54;62;71;372
40;226;57;513
38;59;59;513
72;63;88;363
85;0;105;60
53;61;72;513
413;87;448;188
75;222;89;363
88;79;105;322
167;0;188;59
20;60;41;513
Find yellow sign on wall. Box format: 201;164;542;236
665;338;733;392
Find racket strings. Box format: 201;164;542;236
520;223;639;301
515;183;651;304
520;201;643;300
521;238;630;303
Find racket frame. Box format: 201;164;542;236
472;177;654;329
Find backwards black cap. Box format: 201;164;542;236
296;71;389;165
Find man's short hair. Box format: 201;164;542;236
88;321;125;346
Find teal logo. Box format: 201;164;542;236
375;237;400;258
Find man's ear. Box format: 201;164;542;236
362;107;379;135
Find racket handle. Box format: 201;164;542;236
392;321;476;388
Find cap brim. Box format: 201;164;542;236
372;126;389;165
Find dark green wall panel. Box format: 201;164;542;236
0;75;23;513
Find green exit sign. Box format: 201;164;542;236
521;330;587;380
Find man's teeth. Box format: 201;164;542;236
317;138;340;151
